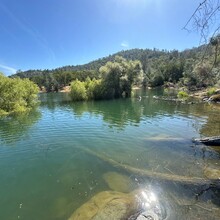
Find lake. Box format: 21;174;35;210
0;89;219;220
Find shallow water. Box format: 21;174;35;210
0;89;219;220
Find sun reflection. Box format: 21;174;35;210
135;188;167;220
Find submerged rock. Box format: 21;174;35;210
103;171;135;193
68;191;138;220
144;134;184;142
68;188;171;220
204;167;220;180
51;197;72;219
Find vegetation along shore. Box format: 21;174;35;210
1;37;220;116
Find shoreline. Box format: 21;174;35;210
38;85;220;103
189;88;220;102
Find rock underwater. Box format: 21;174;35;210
68;190;138;220
68;188;171;220
204;166;220;180
103;171;135;193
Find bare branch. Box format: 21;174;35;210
183;0;220;43
183;0;207;31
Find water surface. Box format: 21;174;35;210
0;90;219;219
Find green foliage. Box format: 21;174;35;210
193;63;213;88
149;73;164;87
0;74;39;116
70;78;104;101
99;56;143;99
177;90;189;99
162;60;184;83
99;60;123;99
70;79;87;101
85;78;103;100
70;57;143;101
10;43;220;92
207;87;216;96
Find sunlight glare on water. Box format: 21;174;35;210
0;90;219;220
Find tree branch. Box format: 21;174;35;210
183;0;208;31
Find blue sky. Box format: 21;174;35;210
0;0;201;75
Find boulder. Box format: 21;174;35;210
204;167;220;180
68;191;138;220
103;172;135;193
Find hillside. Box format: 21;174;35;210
12;48;168;76
10;44;220;92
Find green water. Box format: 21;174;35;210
0;89;220;220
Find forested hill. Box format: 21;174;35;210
12;46;206;76
10;43;220;92
11;48;169;77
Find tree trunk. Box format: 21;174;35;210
80;147;215;185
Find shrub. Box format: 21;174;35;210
70;80;87;101
88;79;103;100
207;87;216;97
84;78;100;100
0;74;39;116
177;90;189;99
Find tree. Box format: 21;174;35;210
99;61;123;99
194;63;214;87
70;79;87;101
99;56;143;98
162;60;184;83
84;77;103;100
0;74;39;116
149;72;164;87
69;57;143;101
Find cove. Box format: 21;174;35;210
0;89;219;220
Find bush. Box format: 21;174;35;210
70;80;87;101
0;74;39;116
69;57;144;101
84;78;102;100
207;87;216;97
177;90;189;99
88;79;103;100
70;78;104;101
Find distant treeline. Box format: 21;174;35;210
11;42;220;92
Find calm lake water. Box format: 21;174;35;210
0;89;220;220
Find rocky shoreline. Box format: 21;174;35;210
190;88;220;103
152;87;220;104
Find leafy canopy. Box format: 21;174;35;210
70;56;143;101
0;73;39;116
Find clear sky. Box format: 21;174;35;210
0;0;201;75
